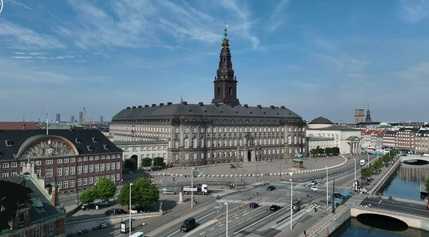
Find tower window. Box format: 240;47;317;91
217;87;221;96
228;87;232;96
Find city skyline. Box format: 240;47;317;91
1;0;429;122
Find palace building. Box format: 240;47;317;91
110;29;306;167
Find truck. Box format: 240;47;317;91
182;184;208;195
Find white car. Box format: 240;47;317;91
310;186;318;191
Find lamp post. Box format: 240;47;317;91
129;182;133;236
289;172;293;230
191;167;194;209
326;166;329;209
225;201;229;237
354;156;357;191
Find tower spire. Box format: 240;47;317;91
212;27;240;106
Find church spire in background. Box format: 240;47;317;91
212;26;240;106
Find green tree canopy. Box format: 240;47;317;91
119;177;159;210
153;157;165;168
80;187;97;204
142;158;152;167
95;177;116;200
361;167;372;178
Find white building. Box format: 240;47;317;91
306;117;361;154
114;141;168;168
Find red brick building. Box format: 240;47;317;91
0;129;123;193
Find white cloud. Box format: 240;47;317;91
62;0;260;49
399;0;429;23
268;0;289;32
0;21;64;49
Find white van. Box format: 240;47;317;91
360;159;366;166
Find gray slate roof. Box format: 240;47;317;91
309;116;333;125
112;103;303;124
307;125;359;132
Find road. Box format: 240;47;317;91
361;196;429;218
65;155;364;237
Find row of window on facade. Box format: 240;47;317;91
173;147;304;161
175;136;304;149
41;162;121;177
56;174;121;189
115;125;305;134
124;146;166;152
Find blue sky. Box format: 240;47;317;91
1;0;429;123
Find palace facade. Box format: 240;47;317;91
110;29;306;167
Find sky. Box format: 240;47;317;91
1;0;429;123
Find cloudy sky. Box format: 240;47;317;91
1;0;429;123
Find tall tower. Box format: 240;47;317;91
365;108;372;122
212;27;240;107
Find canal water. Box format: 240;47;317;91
334;164;429;236
332;218;429;237
382;164;429;201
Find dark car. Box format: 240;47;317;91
105;208;127;216
269;205;281;212
266;185;276;191
249;202;259;209
81;203;97;210
180;218;197;232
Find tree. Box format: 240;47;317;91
95;177;116;201
361;167;372;178
142;158;152;167
153;157;166;168
119;177;159;210
80;187;97;204
310;149;318;157
332;147;340;156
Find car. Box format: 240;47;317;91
105;208;127;216
266;185;276;191
311;180;318;185
81;203;97;210
249;202;259;208
269;205;281;212
180;218;197;232
99;222;108;229
310;186;318;191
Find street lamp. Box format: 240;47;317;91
129;182;133;236
289;172;293;230
353;156;357;191
191;167;195;209
225;202;229;237
326;166;329;209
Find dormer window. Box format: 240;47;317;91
74;137;81;144
91;136;98;144
86;145;93;152
103;144;109;151
5;140;14;147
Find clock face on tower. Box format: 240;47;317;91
20;137;77;159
